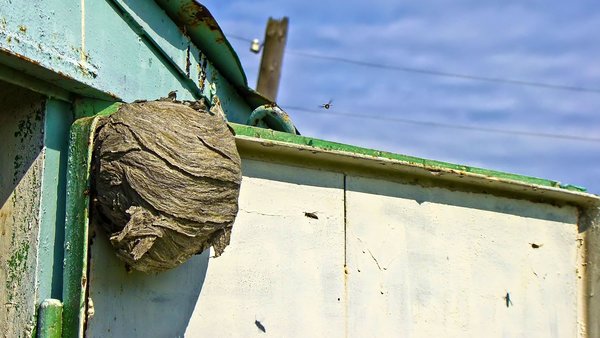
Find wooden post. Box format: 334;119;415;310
256;17;289;102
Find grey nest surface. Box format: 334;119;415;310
92;100;241;272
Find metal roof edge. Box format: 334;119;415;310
154;0;248;88
153;1;298;133
231;123;599;207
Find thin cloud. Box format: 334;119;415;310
205;0;600;192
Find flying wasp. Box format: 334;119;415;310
319;99;333;110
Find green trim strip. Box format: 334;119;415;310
231;123;587;193
74;99;121;119
62;115;102;338
62;102;120;337
38;100;72;304
37;299;63;338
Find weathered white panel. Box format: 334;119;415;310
185;160;345;337
87;159;345;337
345;175;579;338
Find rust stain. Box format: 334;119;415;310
0;205;12;236
0;48;42;67
197;64;205;91
197;54;208;93
178;2;220;31
105;91;120;100
0;47;100;88
185;45;191;78
56;70;78;82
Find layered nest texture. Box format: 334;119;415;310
92;100;241;272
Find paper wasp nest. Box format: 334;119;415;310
92;100;241;272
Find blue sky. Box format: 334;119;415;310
204;0;600;194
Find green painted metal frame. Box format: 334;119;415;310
231;123;587;193
153;0;299;132
107;0;203;100
37;299;63;338
154;0;247;89
62;103;119;338
60;101;592;337
0;63;71;102
38;99;73;306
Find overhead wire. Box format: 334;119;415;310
286;50;600;94
227;33;600;94
282;105;600;143
226;33;599;143
226;35;256;43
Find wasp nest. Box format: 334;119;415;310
92;100;241;272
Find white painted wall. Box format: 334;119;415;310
87;159;346;337
86;159;582;337
345;176;579;338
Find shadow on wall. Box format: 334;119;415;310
346;175;577;225
242;156;576;224
86;221;209;338
0;81;46;337
0;81;44;209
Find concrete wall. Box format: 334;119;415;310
86;158;582;337
0;81;45;337
0;81;71;337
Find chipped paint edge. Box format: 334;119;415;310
0;63;71;102
153;0;247;88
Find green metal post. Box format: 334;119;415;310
62;103;119;338
37;299;63;338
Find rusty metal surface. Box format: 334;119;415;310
0;0;297;131
152;0;298;131
0;81;45;337
155;0;247;88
